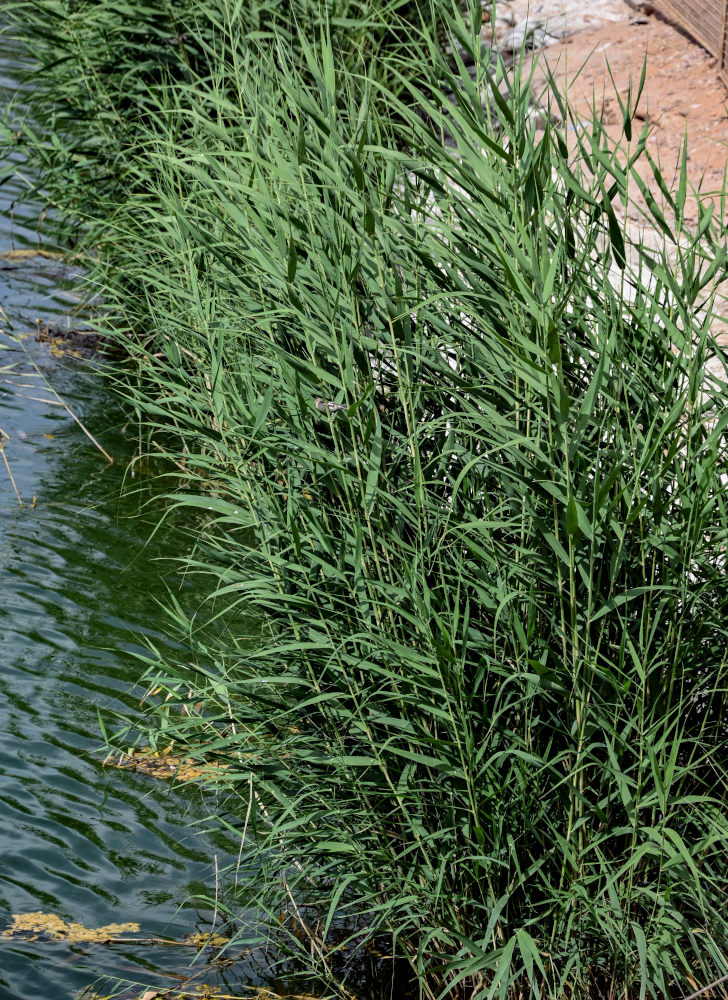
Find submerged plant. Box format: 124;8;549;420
3;1;728;998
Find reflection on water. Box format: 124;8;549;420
0;35;253;1000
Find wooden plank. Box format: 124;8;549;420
651;0;727;66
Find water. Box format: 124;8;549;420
0;43;249;1000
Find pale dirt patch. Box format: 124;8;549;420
500;0;634;36
527;10;728;215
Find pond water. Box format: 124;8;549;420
0;44;255;1000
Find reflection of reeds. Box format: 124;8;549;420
0;427;22;505
9;332;114;462
4;2;728;999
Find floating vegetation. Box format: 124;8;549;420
104;746;228;784
167;990;325;999
0;248;63;261
34;321;98;345
2;912;240;953
83;987;325;1000
2;912;140;944
33;321;103;359
48;339;83;359
182;932;229;950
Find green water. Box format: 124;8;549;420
0;49;252;1000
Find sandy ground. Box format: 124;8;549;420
523;2;728;224
485;1;728;225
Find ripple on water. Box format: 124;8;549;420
0;254;247;1000
0;388;247;998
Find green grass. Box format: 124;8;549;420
3;2;728;998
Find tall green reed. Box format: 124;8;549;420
4;2;728;998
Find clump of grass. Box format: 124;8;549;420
4;2;728;999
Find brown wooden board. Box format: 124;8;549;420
651;0;728;68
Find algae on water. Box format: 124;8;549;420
104;746;229;783
1;911;140;943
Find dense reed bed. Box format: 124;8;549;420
3;2;728;998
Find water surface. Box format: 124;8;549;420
0;41;247;1000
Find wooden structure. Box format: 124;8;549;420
652;1;728;72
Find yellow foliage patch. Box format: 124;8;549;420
49;340;83;359
0;249;63;261
1;911;139;943
183;931;229;949
104;746;228;783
